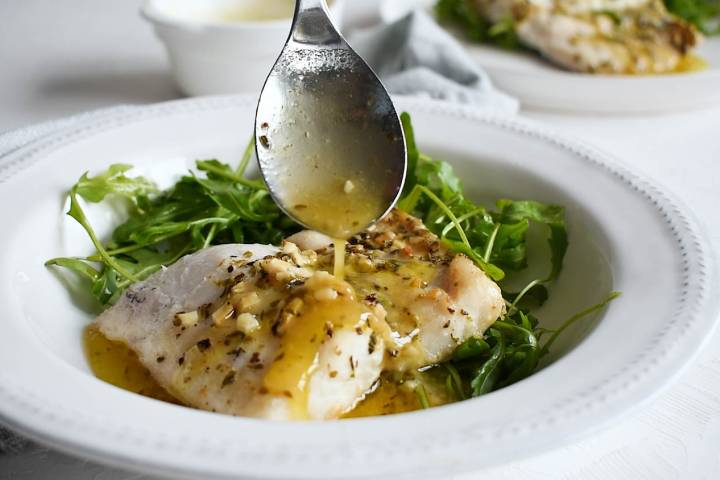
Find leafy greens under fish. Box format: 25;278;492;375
666;0;720;34
47;113;618;403
435;0;524;49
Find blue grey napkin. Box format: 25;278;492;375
351;10;519;113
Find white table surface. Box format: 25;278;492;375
1;1;719;479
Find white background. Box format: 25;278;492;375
1;0;719;478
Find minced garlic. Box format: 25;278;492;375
236;313;260;334
175;311;199;327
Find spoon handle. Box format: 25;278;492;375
295;0;327;13
291;0;342;46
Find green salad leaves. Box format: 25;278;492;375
47;113;618;401
666;0;720;35
47;140;298;305
397;113;618;402
435;0;523;50
398;113;566;283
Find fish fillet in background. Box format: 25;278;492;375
472;0;701;73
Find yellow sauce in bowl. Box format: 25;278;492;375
83;240;459;419
84;326;441;418
217;0;294;22
675;54;709;73
84;325;176;403
210;0;336;23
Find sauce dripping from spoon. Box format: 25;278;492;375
254;0;406;246
333;238;346;279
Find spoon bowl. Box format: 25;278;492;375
255;0;406;239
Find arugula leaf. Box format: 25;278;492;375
111;177;215;245
75;164;157;206
415;154;462;198
66;186;138;282
45;257;100;282
470;328;505;396
489;220;529;270
496;199;568;280
435;0;523;49
444;363;467;400
91;267;120;305
194;175;277;222
414;382;431;409
453;337;491;361
492;320;539;387
665;0;720;35
401;184;505;281
504;283;549;310
197;159;265;189
435;0;488;42
400;112;420;197
540;292;622;356
126;217;231;246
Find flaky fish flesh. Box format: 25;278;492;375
96;210;505;420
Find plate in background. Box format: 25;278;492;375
381;0;720;113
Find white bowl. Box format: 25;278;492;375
0;96;716;479
142;0;346;96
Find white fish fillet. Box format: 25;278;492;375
96;210;505;419
97;243;383;420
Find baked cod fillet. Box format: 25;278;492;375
472;0;701;73
96;210;505;420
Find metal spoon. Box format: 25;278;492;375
255;0;407;239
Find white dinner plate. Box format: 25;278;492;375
381;0;720;113
0;95;717;479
